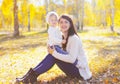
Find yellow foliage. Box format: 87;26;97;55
1;0;13;16
115;11;120;26
104;78;109;84
0;0;120;29
112;77;119;83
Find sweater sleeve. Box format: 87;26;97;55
52;36;79;63
48;29;62;44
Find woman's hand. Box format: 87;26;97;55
62;39;66;44
47;46;55;55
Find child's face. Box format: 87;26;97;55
48;15;58;27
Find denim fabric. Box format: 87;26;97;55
33;54;82;78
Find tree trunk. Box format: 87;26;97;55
92;0;96;26
0;10;5;28
64;0;67;13
76;0;80;30
45;0;49;30
45;0;49;13
80;0;84;31
110;0;114;32
28;8;30;32
77;0;84;31
102;10;107;27
13;0;19;37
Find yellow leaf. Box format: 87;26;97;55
112;78;119;83
104;79;109;84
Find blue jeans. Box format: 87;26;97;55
33;54;82;78
51;45;68;54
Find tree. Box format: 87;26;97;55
13;0;19;37
80;0;84;31
28;7;30;32
45;0;49;29
45;0;49;12
75;0;80;30
27;0;30;32
110;0;114;32
0;9;4;28
63;0;67;13
1;0;13;30
75;0;84;31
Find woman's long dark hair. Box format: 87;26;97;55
58;14;78;50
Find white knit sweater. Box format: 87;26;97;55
47;26;62;46
52;34;92;80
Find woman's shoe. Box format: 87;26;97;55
16;68;39;83
16;68;33;83
86;77;92;82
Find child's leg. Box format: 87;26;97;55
33;54;56;74
54;45;68;54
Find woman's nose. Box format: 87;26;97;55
61;22;66;25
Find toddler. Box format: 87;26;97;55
46;11;68;54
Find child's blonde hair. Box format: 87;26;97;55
46;11;59;23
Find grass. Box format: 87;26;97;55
0;28;120;84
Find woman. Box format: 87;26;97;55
16;14;92;84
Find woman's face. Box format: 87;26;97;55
59;18;70;33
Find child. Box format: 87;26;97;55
46;11;68;54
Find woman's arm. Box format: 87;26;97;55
52;36;81;63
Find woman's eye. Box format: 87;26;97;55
65;21;69;23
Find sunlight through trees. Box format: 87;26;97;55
0;0;120;34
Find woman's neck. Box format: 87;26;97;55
63;32;68;39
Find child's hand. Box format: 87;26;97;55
62;39;66;44
47;46;55;55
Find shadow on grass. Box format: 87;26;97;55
0;35;25;43
0;42;46;52
0;31;46;44
38;76;85;84
21;43;46;49
0;32;47;53
98;44;120;57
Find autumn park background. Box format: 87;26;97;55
0;0;120;84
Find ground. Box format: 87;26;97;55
0;28;120;84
